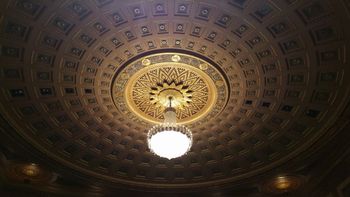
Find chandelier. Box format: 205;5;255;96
147;96;193;159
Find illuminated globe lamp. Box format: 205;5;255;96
147;96;193;160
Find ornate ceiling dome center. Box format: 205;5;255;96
149;81;193;109
112;52;229;125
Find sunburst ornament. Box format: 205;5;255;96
149;81;193;110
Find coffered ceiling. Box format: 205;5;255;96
0;0;350;196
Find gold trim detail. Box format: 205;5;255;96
125;63;216;124
113;53;228;125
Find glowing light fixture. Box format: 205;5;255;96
262;175;304;194
22;163;40;177
274;176;292;190
147;97;192;159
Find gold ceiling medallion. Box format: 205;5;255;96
125;63;215;124
112;53;229;125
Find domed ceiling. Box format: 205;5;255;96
0;0;350;195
